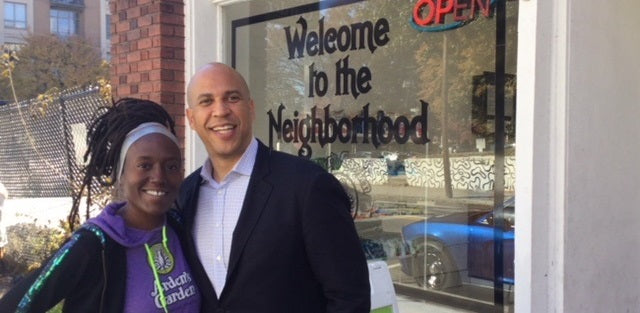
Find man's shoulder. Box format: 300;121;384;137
182;167;203;186
177;168;203;213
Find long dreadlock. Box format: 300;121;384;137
68;98;176;229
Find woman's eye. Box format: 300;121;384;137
167;163;180;171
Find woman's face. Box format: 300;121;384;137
119;133;182;229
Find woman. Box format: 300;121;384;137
0;98;201;312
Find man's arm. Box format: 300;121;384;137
302;171;371;313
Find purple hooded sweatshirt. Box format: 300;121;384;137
88;202;201;313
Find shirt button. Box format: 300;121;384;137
217;190;223;195
215;223;221;227
216;255;222;262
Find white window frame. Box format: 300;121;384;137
185;0;246;172
4;1;27;29
184;3;557;313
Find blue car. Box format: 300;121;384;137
399;198;515;290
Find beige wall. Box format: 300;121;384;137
32;0;48;35
516;0;640;312
82;0;101;47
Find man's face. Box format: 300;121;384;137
187;64;255;165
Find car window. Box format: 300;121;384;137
478;206;515;230
478;213;494;226
505;206;515;230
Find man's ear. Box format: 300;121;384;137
186;108;195;127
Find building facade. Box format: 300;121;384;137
110;0;640;312
0;0;110;58
109;0;186;150
186;1;517;311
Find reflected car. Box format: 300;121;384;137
399;198;514;290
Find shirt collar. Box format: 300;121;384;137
199;138;258;184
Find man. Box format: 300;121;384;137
179;63;370;313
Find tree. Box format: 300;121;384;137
0;35;108;101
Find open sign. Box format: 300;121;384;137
411;0;494;32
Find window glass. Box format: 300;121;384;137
224;1;517;311
4;2;27;29
50;9;78;37
3;5;12;23
106;14;111;39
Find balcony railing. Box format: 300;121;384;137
50;0;84;9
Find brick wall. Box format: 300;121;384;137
109;0;186;151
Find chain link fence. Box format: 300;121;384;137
0;86;108;198
0;87;109;289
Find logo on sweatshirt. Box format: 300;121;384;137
149;243;175;274
150;272;198;309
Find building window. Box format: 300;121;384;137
223;0;518;311
105;14;111;39
2;42;24;52
50;9;78;37
51;0;84;5
4;2;27;29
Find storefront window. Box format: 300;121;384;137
224;0;517;311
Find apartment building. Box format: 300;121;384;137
0;0;109;59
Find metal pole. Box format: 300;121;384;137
493;0;507;311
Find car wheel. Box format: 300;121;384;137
414;242;459;290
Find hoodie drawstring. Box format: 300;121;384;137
144;225;170;313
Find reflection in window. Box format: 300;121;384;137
4;2;27;29
226;0;518;310
50;9;78;37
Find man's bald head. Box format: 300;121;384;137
186;62;251;107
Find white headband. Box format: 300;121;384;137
116;122;179;180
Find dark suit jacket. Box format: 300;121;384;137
177;141;370;313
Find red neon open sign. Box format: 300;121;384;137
412;0;493;32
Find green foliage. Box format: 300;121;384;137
2;223;66;275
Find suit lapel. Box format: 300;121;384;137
180;170;201;230
224;143;273;291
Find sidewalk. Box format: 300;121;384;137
397;294;478;313
378;176;509;200
367;176;513;217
